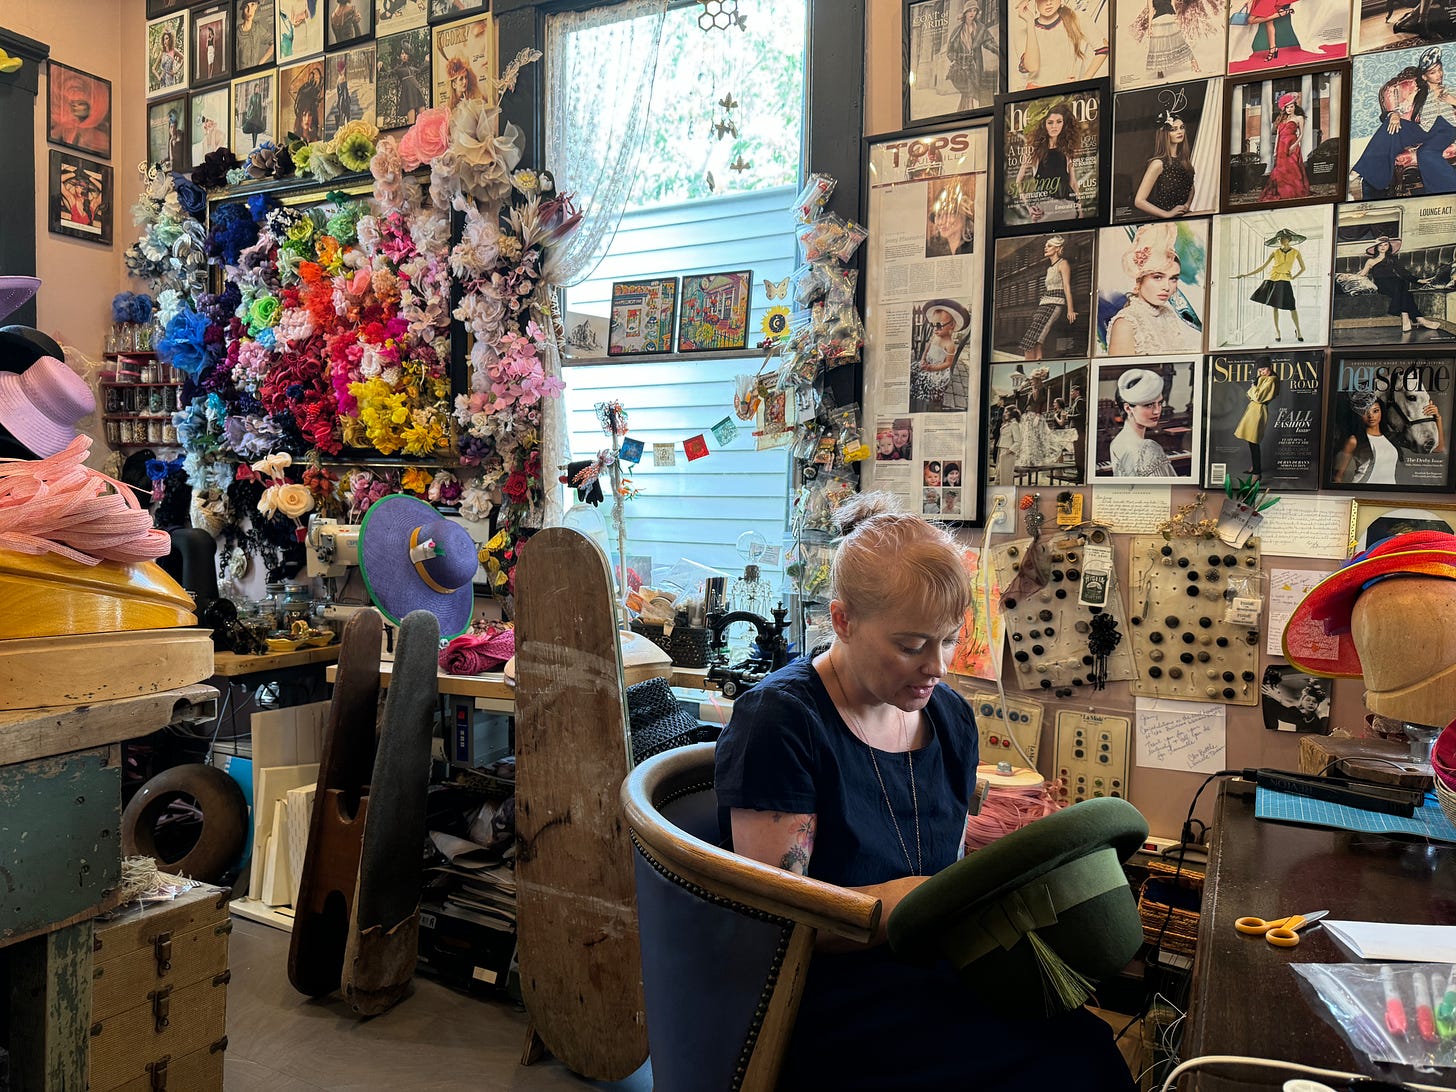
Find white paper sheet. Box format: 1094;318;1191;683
1266;568;1334;657
1135;698;1227;773
1255;496;1351;560
1092;484;1171;534
1323;921;1456;963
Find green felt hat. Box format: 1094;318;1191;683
888;797;1148;1016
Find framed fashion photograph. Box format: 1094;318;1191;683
607;278;678;356
1093;218;1209;356
1227;0;1350;75
989;228;1096;361
230;69;278;154
1222;65;1349;211
1334;197;1456;345
147;94;189;171
1347;496;1456;554
1322;350;1456;491
279;58;326;144
377;0;429;35
865;122;990;521
1348;43;1456;201
1203;349;1326;490
904;0;1002;125
325;0;372;48
1006;0;1109;93
985;359;1090;485
432;13;496;114
46;61;112;158
678;272;753;353
233;0;277;74
1111;79;1224;223
1261;663;1332;733
431;0;489;24
1207;205;1334;351
376;27;432;130
322;44;376;139
995;80;1110;232
146;12;189;99
190;5;230;88
276;0;326;63
1088;356;1204;483
189;86;230;167
1351;0;1456;55
1114;0;1227;90
49;150;113;246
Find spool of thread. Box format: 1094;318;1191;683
964;762;1064;852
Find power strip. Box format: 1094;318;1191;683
1053;709;1131;805
948;681;1044;766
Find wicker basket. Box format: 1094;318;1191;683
1137;858;1204;959
1436;777;1456;830
629;619;711;669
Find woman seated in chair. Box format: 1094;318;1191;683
715;492;1134;1091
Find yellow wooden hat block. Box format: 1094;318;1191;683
0;548;197;640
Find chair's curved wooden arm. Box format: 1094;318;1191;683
621;744;882;944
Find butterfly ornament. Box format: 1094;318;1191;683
0;49;22;75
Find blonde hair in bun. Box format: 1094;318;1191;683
830;491;972;625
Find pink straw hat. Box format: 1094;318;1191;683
0;356;96;458
0;277;40;323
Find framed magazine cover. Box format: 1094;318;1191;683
1110;78;1224;224
994;79;1111;235
1203;350;1326;491
904;0;1002;126
1221;64;1350;213
1088;355;1204;483
1334;196;1456;346
1322;350;1456;492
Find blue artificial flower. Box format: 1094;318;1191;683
255;326;277;351
208;202;260;265
131;294;156;324
156;307;213;381
144;458;170;482
111;292;135;323
245;192;280;224
171;174;207;218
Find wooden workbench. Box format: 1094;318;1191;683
213;644;340;675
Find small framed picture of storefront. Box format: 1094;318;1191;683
608;278;678;356
1221;64;1350;213
994;79;1111;236
903;0;1002;127
678;271;752;353
1322;350;1456;493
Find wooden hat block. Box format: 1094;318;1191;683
1351;577;1456;729
0;549;197;640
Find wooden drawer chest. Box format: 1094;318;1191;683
89;883;231;1092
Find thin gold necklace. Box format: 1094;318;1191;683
826;653;922;875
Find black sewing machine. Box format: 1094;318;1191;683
705;604;791;699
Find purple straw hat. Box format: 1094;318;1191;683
0;277;40;324
358;493;477;638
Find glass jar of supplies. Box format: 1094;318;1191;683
280;583;312;630
261;582;285;632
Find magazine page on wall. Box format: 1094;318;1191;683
990;228;1096;361
1113;0;1226;92
997;82;1108;231
905;0;1002;125
1088;355;1205;483
1111;79;1224;223
1226;0;1349;76
1334;197;1456;345
1204;350;1326;491
1007;0;1109;93
1207;205;1335;352
1352;0;1456;58
1093;219;1210;356
1322;350;1456;491
1349;44;1456;202
866;125;990;522
984;359;1090;486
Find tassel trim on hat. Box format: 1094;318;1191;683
1026;929;1096;1012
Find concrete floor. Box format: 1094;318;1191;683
224;919;652;1092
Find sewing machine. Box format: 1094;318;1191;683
305;515;361;580
704;604;791;699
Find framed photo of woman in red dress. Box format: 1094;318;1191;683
1222;64;1350;212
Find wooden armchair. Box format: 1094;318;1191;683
620;743;880;1092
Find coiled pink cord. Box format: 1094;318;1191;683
964;779;1065;853
0;436;170;566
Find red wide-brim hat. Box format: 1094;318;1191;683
1283;530;1456;678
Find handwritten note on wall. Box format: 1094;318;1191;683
1135;698;1227;774
1256;496;1351;560
1093;485;1171;534
1267;568;1333;657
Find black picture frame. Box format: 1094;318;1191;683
375;26;433;130
146;0;195;17
1221;62;1351;215
1109;79;1222;224
902;0;1002;128
993;78;1111;236
677;271;753;353
325;0;373;47
191;3;232;88
607;278;679;356
147;93;190;171
49;150;113;246
233;0;278;75
46;61;112;159
429;0;489;25
1322;349;1456;492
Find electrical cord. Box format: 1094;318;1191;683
1159;1054;1450;1092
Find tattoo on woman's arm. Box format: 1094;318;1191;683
773;813;816;874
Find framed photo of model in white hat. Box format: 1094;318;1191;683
1088;356;1204;483
1321;350;1456;492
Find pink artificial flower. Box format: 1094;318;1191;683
400;107;451;170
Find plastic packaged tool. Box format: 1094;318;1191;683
1293;962;1456;1071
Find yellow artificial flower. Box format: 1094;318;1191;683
401;467;432;494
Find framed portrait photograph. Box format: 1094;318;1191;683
608;278;678;356
233;0;277;74
1351;0;1456;55
1323;350;1456;491
904;0;1001;126
190;86;230;167
1207;205;1334;351
377;0;429;35
432;13;496;114
1006;0;1109;93
279;59;326;144
146;12;189;99
1227;0;1349;75
322;44;376;139
46;61;112;158
1347;496;1456;555
1348;44;1456;201
325;0;372;48
1334;197;1456;345
431;0;489;24
1114;0;1227;92
230;69;278;154
1089;356;1204;483
990;228;1096;361
376;28;432;130
1203;349;1326;490
147;95;189;171
1093;219;1208;356
49;151;113;246
276;0;325;63
1223;66;1349;211
1111;79;1224;223
678;272;753;353
191;4;230;88
995;79;1110;232
1261;663;1331;733
985;359;1090;486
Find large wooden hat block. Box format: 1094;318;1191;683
514;528;648;1080
1351;577;1456;729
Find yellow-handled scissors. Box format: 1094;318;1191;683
1234;909;1328;947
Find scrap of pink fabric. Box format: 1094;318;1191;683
439;624;515;675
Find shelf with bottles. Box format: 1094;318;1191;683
102;350;158;360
